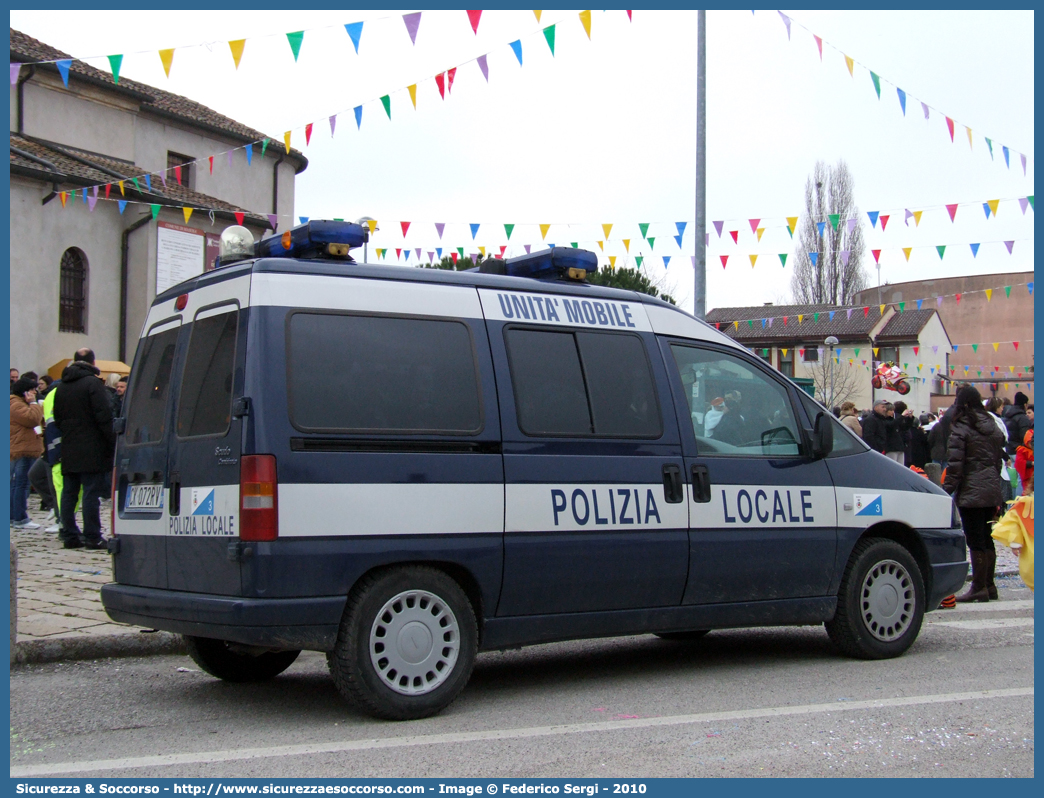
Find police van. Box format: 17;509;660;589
102;220;967;720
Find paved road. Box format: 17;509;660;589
11;579;1033;779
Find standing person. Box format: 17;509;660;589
909;415;931;469
10;376;43;529
53;349;114;550
893;401;915;465
1003;392;1032;460
113;376;128;417
944;386;1006;603
1014;430;1033;497
860;400;895;456
838;401;862;438
10;367;19;391
928;405;954;467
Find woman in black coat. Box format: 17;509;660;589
943;386;1006;602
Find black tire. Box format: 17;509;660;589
184;636;300;682
327;566;478;721
825;538;925;659
654;630;711;641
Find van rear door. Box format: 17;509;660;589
113;317;181;588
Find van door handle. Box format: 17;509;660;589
169;471;180;516
661;464;684;504
691;464;711;503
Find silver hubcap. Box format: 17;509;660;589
370;589;459;695
860;559;915;642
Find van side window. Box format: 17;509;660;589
505;328;662;438
288;313;482;434
177;310;239;438
796;389;869;457
670;344;800;457
124;327;179;445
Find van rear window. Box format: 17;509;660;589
125;326;179;445
177;310;239;438
287;313;482;434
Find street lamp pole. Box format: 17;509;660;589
355;216;378;263
693;10;707;319
825;335;839;408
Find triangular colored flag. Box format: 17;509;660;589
1019;197;1029;214
720;255;728;269
879;214;889;230
913;210;922;226
504;224;515;240
408;84;418;109
543;25;556;55
639;223;650;239
816;221;826;237
828;213;839;230
879;305;886;316
433;222;445;239
599;223;612;240
232;212;245;226
117;200;126;214
470;223;480;239
54;59;71;87
749;254;757;268
896;87;906;115
303;123;313;145
778;254;787;268
608;255;616;268
635;256;644;268
985;289;993;302
921;101;929;120
345;22;364;54
396;249;402;259
1004;241;1014;254
427;251;434;263
119;179;126;194
510;40;523;65
1003;146;1010;167
245;144;254;165
946;204;958;222
403;12;423;45
844;54;854;76
936;245;946;260
647;237;655;249
713;220;725;238
1028;282;1034;295
970;242;980;257
813;34;823;60
380;95;391;118
810;252;818;266
105;184;111;199
902;247;912;261
871;250;881;263
867;211;879;227
534;10;542;22
663;256;671;268
1013;341;1020;351
477;54;489;82
955;292;961;304
182;207;193;224
1005;285;1011;298
300;217;309;225
107;54;123;84
261;138;270;157
972;344;978;353
540;224;551;240
579;10;592;39
1021;153;1027;175
966;126;973;149
987;199;999;217
159;48;175;78
467;10;483;33
778;11;791;39
898;302;905;313
570;242;578;249
149;204;159;220
748;218;760;234
945;117;955;142
840;250;850;266
283;131;291;152
328;114;337;137
437;247;443;258
400;221;411;237
729;230;739;244
847;218;857;233
286;31;304;61
479;246;486;257
228;39;246;69
87;193;97;212
992;342;999;352
756;227;765;242
353;105;363;129
863;307;869;318
786;217;798;236
447;67;456;93
268;214;278;231
676;221;687;237
869;71;881;99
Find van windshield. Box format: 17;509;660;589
125;326;179;445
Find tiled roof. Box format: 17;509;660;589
10;28;306;170
11;133;271;227
706;303;938;343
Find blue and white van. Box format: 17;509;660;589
102;220;967;720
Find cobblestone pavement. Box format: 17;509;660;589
10;494;1025;650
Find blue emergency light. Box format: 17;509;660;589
486;247;599;281
255;220;368;260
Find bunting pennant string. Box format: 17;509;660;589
765;10;1031;176
35;9;626;202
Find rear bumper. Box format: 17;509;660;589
928;561;969;609
101;583;346;651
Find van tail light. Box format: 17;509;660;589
240;455;278;541
111;469;117;535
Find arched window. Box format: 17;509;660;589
59;247;88;333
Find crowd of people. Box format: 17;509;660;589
834;389;1034;597
9;354;127;549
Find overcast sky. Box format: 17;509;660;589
10;9;1034;314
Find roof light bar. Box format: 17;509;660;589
488;247;599;281
254;220;368;260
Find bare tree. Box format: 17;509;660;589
790;160;869;305
807;357;864;409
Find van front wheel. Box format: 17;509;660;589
327;566;478;720
826;538;924;659
185;636;301;682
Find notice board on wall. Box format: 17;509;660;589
156;221;205;294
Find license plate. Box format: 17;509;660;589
125;483;165;512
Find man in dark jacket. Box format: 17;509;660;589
1003;391;1032;458
53;349;114;549
861;400;903;459
928;404;954;465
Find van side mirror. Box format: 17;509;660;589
113;417;126;435
811;411;833;459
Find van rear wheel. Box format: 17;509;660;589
327;566;478;720
185;636;300;682
825;538;924;659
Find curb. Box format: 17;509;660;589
13;631;188;665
